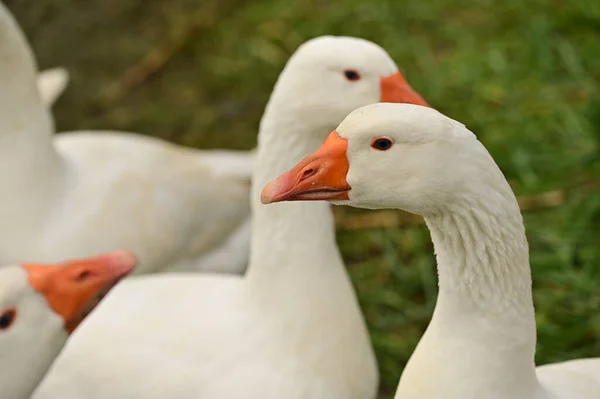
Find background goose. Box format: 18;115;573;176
0;2;253;275
33;36;428;399
262;102;600;399
1;250;136;399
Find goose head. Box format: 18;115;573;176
1;250;137;398
264;36;430;134
262;103;510;216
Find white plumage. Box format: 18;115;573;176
0;252;135;398
36;67;69;107
0;3;252;275
264;103;600;399
33;36;428;399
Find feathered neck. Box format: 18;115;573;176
0;4;63;232
246;93;344;287
396;174;542;398
0;3;54;143
427;197;532;311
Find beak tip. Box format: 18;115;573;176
260;180;283;205
260;195;272;205
98;250;138;277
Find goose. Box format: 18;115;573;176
36;67;69;107
0;1;253;275
33;36;429;399
1;250;136;399
262;102;600;399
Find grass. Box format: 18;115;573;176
7;0;600;396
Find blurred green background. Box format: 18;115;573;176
7;0;600;397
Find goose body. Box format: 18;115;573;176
263;102;600;399
34;36;429;399
0;2;252;275
0;251;136;398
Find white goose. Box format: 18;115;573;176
262;102;600;399
33;36;429;399
36;67;69;107
0;250;136;399
0;2;253;275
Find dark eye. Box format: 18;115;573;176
371;137;393;151
344;69;361;81
0;309;16;330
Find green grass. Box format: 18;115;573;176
8;0;600;396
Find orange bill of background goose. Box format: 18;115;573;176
262;102;600;399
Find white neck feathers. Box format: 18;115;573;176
247;99;342;285
397;177;541;398
0;4;63;232
426;196;532;311
0;3;54;143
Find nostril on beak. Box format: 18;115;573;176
300;166;317;181
75;270;92;282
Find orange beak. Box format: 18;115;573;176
380;71;430;107
262;131;350;204
22;250;137;333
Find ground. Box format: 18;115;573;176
6;0;600;397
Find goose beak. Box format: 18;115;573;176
380;71;430;107
22;251;138;333
262;131;350;204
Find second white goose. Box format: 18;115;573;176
34;36;429;399
263;102;600;399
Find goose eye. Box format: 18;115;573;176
371;137;393;151
0;309;16;330
344;70;361;81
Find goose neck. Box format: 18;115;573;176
0;4;60;193
397;190;542;398
425;199;533;311
0;3;55;140
246;102;342;286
